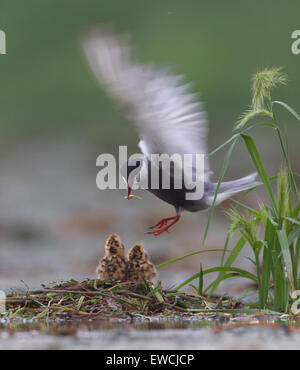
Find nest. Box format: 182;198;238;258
2;278;247;320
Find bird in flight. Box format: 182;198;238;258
82;26;261;236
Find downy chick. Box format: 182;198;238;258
96;233;127;281
127;244;157;283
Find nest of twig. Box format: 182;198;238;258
3;278;245;320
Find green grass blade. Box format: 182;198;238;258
260;219;273;307
198;264;203;296
273;101;300;121
275;129;300;202
271;237;286;311
277;229;295;292
209;122;277;158
208;133;239;157
220;232;230;267
287;226;300;246
292;201;300;218
175;266;257;291
229;198;261;217
155;249;231;269
202;136;239;245
295;238;300;289
241;134;278;214
208;236;246;295
284;217;300;226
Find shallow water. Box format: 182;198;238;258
1;315;300;350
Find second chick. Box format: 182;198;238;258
126;244;157;283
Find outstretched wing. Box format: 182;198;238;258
82;26;210;181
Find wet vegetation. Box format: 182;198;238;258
162;68;300;313
2;278;279;320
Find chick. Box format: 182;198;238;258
96;234;127;281
126;244;157;283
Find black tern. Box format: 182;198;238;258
82;26;261;236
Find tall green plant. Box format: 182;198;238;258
226;169;297;311
165;67;300;313
209;68;300;311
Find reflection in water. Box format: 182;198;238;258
1;315;300;350
1;314;299;337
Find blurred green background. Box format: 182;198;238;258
0;0;299;145
0;0;300;290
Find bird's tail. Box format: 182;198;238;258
208;172;262;206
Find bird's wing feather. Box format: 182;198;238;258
82;26;210;181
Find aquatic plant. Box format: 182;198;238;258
159;67;300;313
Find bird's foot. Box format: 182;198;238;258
147;215;180;236
148;216;178;230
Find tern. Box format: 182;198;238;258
82;26;261;236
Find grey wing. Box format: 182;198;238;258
81;26;211;181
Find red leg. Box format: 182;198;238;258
147;215;181;236
148;216;179;230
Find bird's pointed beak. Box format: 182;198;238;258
127;185;132;199
125;185;142;200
